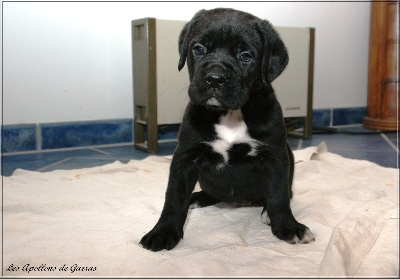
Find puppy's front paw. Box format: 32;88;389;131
272;222;315;244
140;225;183;252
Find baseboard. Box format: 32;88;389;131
313;107;367;127
1;119;134;153
1;107;367;153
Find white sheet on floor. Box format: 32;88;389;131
2;143;399;277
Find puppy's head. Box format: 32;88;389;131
178;8;288;111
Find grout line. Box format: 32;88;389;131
297;139;303;149
89;148;112;155
35;123;42;151
331;124;364;129
380;133;399;153
67;156;133;161
2;142;135;156
35;158;73;172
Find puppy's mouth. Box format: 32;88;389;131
204;96;242;111
206;97;222;108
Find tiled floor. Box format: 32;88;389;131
1;130;398;177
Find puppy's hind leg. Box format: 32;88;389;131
189;190;221;209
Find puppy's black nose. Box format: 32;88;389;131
204;73;226;88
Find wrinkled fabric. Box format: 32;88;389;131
2;144;398;277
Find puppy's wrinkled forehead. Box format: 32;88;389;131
191;12;263;50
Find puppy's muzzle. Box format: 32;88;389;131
203;67;230;108
190;59;246;110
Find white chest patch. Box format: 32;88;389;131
208;110;259;163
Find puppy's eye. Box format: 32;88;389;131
239;52;253;62
193;43;206;56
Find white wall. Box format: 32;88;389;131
2;1;371;125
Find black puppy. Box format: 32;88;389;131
140;8;315;252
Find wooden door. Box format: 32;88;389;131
363;1;399;130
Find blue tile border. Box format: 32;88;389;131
41;120;133;150
332;107;367;126
312;109;331;127
1;124;37;153
313;107;367;127
1;119;182;153
1;119;135;153
1;107;368;153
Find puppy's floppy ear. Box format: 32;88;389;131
178;21;191;71
258;20;289;84
178;10;205;71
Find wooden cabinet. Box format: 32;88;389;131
363;1;399;130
